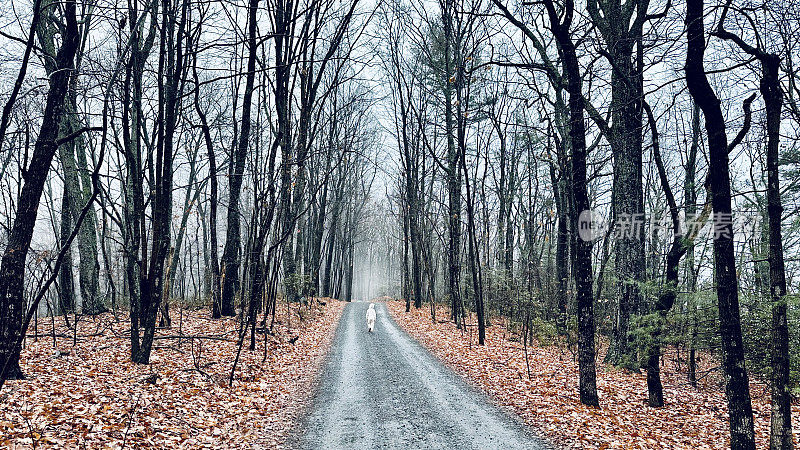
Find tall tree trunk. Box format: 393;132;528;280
275;0;297;304
404;124;423;310
192;52;221;318
550;158;568;334
69;1;102;316
544;0;600;407
38;0;103;316
586;0;647;369
644;100;694;407
686;103;699;388
714;16;793;445
344;233;354;302
123;0;158;361
402;195;411;311
58;185;75;314
441;0;462;326
133;0;188;365
685;2;755;447
220;0;259;316
0;0;79;381
461;140;485;345
762;57;793;450
322;199;341;298
70;106;102;316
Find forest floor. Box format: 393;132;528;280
387;300;800;449
0;298;345;449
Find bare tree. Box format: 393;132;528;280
713;1;793;446
0;0;80;380
685;0;756;446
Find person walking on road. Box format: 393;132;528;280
366;303;376;332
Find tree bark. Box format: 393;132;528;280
762;57;794;450
133;0;188;364
0;0;79;381
686;103;699;388
586;0;648;369
38;1;103;316
192;50;221;318
544;0;600;407
685;1;756;446
713;15;793;446
441;0;463;326
220;0;259;316
58;186;75;315
122;0;157;363
644;100;693;407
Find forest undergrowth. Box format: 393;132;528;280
0;299;345;449
387;300;800;449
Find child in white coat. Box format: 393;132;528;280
366;303;376;332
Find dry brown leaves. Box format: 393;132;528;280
387;301;800;450
0;299;345;449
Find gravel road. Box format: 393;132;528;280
293;301;550;449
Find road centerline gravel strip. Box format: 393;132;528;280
294;301;551;449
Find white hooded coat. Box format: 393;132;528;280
366;304;376;331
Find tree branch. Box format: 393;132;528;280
727;93;756;154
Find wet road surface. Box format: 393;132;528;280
294;301;550;449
